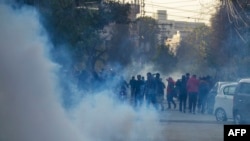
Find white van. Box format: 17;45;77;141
233;78;250;124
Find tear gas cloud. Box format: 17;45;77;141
0;2;164;141
131;63;183;82
0;3;84;141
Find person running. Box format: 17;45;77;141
166;77;176;109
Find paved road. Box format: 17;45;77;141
156;109;233;141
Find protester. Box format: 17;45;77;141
178;75;188;113
166;77;176;109
198;77;210;114
143;72;157;109
187;74;200;114
155;73;166;111
129;76;136;105
134;74;144;108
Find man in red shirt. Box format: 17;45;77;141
186;74;199;114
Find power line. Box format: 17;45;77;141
177;4;202;8
145;0;198;5
198;0;219;9
144;10;210;22
144;2;213;15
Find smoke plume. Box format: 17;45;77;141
0;2;163;141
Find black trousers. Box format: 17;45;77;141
179;94;187;111
188;92;198;113
167;94;176;109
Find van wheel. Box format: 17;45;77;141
215;108;227;121
234;112;242;125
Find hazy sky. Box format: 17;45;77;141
144;0;220;24
125;0;219;24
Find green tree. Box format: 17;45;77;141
176;25;211;75
153;44;177;73
106;24;134;67
208;1;250;80
136;16;159;64
18;0;131;76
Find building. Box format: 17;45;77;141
153;10;205;49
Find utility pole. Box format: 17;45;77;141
140;0;145;17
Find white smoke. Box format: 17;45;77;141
0;3;85;141
0;2;163;141
71;91;163;141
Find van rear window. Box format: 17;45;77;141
238;83;250;94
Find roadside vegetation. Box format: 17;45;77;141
15;0;250;85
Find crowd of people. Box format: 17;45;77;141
116;72;214;114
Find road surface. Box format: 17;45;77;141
156;108;233;141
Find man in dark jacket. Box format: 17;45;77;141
155;73;166;111
134;75;144;108
198;77;209;114
178;75;188;112
144;72;157;109
129;76;136;105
